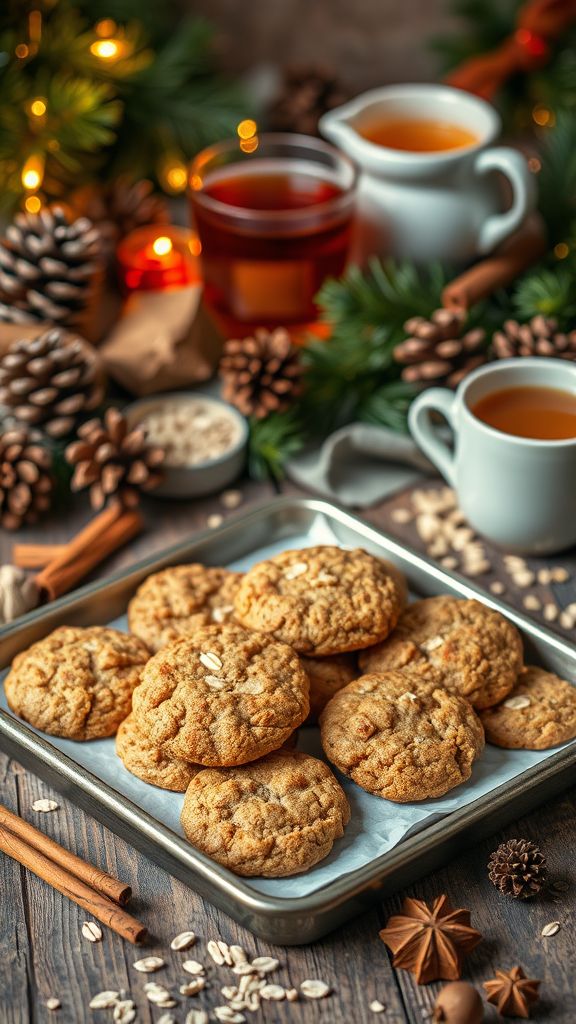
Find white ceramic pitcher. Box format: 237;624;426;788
320;84;536;264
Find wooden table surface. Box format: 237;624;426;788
1;478;575;1024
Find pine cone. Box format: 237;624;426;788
492;315;576;360
267;65;347;136
220;328;303;419
65;407;165;510
488;838;547;899
394;309;488;389
0;206;101;328
0;328;105;439
0;427;53;530
72;178;169;263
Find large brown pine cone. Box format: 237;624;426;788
394;308;487;388
488;838;547;899
220;327;303;419
0;206;101;327
0;427;53;530
492;315;576;360
0;328;105;439
65;407;165;510
267;65;347;136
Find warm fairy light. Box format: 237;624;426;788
190;173;203;191
532;105;554;127
25;195;42;214
188;235;202;256
90;38;121;60
21;155;44;190
554;242;570;260
15;43;29;58
240;136;259;153
237;119;257;140
30;98;47;117
528;156;542;173
95;19;117;37
152;236;173;257
165;165;187;191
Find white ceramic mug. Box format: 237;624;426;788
320;84;536;264
409;359;576;554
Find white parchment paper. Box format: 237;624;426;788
1;514;573;898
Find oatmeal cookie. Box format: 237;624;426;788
320;669;485;802
480;665;576;750
233;545;406;656
180;749;350;877
301;653;358;721
128;564;241;653
359;596;522;709
4;626;150;740
132;625;310;766
116;712;201;791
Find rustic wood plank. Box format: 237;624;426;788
0;755;32;1023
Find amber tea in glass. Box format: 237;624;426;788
189;134;357;325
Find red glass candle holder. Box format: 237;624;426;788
117;225;201;292
189;133;357;326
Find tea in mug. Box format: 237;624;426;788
472;385;576;440
359;117;478;152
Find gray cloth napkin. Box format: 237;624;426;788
286;422;433;508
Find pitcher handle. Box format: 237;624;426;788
408;388;458;486
474;147;536;255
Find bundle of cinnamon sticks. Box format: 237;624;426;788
0;802;147;944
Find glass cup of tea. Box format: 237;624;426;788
189;133;357;326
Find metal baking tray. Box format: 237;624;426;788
1;497;575;945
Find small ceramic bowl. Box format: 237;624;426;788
124;391;248;498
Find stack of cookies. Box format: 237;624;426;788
4;544;576;879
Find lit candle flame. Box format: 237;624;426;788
152;236;173;257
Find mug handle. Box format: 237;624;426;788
408;388;457;486
473;147;536;255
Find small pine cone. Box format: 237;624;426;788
0;427;53;530
488;838;547;899
492;314;576;360
65;407;165;510
267;65;347;136
0;328;106;439
0;206;101;327
220;327;303;419
394;308;487;389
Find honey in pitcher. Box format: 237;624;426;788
359;117;479;152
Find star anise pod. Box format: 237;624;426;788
483;966;541;1018
379;894;482;984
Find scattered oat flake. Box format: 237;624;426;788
182;960;205;975
370;1000;386;1013
170;929;196;950
503;695;531;710
391;507;412;524
221;489;243;509
157;1014;177;1024
82;921;103;942
542;921;561;936
146;986;172;1005
421;635;444;652
179;979;205;996
285;988;298;1002
214;1009;245;1023
207;513;223;529
200;651;223;672
440;556;458;570
490;581;505;595
46;998;60;1011
185;1011;209;1024
551;567;569;582
300;979;331;999
32;798;58;812
89;991;119;1009
207;939;230;964
260;984;285;1000
251;956;279;973
284;561;308;580
133;955;164;972
523;595;542;611
229;944;248;965
113;1002;136;1024
560;611;575;629
204;674;226;689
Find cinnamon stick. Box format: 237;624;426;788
0;803;131;905
34;504;143;602
12;543;67;569
0;821;147;944
442;215;547;313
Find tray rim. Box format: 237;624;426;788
1;495;575;924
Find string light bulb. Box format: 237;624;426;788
159;157;188;194
21;154;44;191
554;242;570;260
95;19;117;37
237;119;257;140
152;236;173;257
90;38;121;60
30;98;46;117
25;195;42;214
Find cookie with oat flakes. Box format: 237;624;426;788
359;596;522;709
180;749;350;876
4;626;150;740
116;712;201;791
233;545;405;656
480;665;576;749
320;669;485;802
132;624;310;766
128;564;241;653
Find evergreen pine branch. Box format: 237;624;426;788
357;380;420;434
512;261;576;323
536;111;576;243
247;411;306;482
